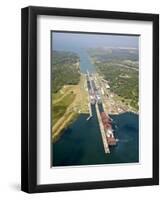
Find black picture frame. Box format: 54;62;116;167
21;6;159;193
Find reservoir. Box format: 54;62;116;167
52;47;139;167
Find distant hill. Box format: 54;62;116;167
87;47;139;62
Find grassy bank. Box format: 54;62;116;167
52;74;89;142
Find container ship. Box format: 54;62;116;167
100;112;117;146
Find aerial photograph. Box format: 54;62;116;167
51;31;139;167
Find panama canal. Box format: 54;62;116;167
52;47;139;167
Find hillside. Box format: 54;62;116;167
88;48;139;111
51;50;89;142
52;50;80;93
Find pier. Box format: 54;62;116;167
87;103;92;120
86;70;117;154
95;103;110;153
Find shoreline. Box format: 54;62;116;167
52;112;79;143
52;72;89;142
87;54;139;114
109;110;139;116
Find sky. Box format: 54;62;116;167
52;31;139;51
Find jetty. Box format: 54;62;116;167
86;70;117;154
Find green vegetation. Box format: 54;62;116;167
51;50;82;142
52;51;80;93
87;47;139;62
88;48;139;111
52;92;76;125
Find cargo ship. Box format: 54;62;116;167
100;112;117;146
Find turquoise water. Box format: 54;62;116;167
52;47;139;166
78;49;95;73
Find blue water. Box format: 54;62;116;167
79;49;95;73
53;108;139;166
52;40;139;167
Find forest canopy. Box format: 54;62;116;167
52;51;80;93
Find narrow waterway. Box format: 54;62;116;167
52;48;139;167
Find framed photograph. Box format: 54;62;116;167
21;6;159;193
